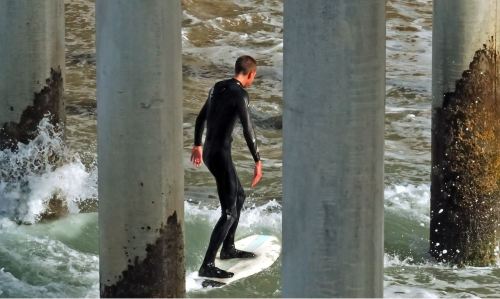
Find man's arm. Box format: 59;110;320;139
236;93;260;163
194;95;209;146
236;92;262;187
191;88;211;167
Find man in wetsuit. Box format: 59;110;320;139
190;55;263;279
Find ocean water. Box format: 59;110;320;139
0;0;499;297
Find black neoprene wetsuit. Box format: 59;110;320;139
194;78;260;270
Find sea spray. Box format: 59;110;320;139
0;117;97;224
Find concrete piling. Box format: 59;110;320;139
431;0;500;266
96;0;185;296
0;0;65;150
282;0;385;297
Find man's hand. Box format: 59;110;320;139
191;146;203;168
251;160;262;188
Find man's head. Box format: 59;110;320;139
234;55;257;87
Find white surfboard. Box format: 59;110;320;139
190;234;281;288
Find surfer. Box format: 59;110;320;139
191;55;263;279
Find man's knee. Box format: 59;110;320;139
223;206;238;224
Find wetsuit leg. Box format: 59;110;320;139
222;175;245;249
220;172;257;260
199;150;239;278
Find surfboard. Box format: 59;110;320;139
190;234;281;289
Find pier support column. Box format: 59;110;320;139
0;0;65;150
96;1;184;297
431;0;500;266
282;1;385;297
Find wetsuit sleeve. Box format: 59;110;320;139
194;89;211;146
237;93;261;162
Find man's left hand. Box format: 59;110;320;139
191;146;203;168
251;160;262;187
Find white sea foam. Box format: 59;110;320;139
385;184;430;222
0;118;97;224
185;198;282;234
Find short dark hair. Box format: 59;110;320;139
235;55;257;75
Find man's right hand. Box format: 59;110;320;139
191;146;203;168
251;160;262;188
